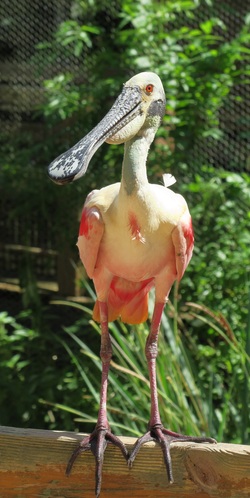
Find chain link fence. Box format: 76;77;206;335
1;0;249;169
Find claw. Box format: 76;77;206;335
128;424;216;484
127;431;152;469
66;434;91;476
66;427;128;497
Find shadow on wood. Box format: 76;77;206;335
0;426;250;497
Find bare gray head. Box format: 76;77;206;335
48;72;166;184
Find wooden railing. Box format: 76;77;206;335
1;426;250;497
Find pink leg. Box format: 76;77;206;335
66;301;128;497
146;302;165;427
96;302;112;430
128;302;216;483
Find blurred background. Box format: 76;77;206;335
0;0;249;444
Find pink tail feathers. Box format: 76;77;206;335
93;276;154;324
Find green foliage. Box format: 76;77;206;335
118;0;250;175
0;139;81;248
39;0;250;178
43;74;82;120
0;308;96;429
180;169;250;335
55;21;101;54
38;284;250;443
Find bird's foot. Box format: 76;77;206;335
66;424;128;497
128;424;216;483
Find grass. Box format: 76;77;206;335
46;280;250;443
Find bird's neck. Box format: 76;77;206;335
121;132;153;195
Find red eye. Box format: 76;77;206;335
146;84;154;94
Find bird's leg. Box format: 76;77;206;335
128;302;216;483
66;301;128;497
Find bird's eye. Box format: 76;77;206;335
145;84;154;94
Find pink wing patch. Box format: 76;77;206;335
171;211;194;281
183;218;194;261
79;207;91;238
128;212;145;243
77;205;104;278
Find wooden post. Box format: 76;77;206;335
0;426;250;497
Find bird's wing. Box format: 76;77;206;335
77;205;104;278
171;209;194;281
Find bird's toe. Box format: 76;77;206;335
66;426;128;497
128;424;216;484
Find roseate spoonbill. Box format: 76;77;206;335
48;72;215;496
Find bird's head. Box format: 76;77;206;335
106;72;166;145
48;72;166;184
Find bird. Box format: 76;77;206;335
48;71;215;497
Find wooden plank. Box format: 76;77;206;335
0;426;250;497
0;278;58;293
0;244;57;255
